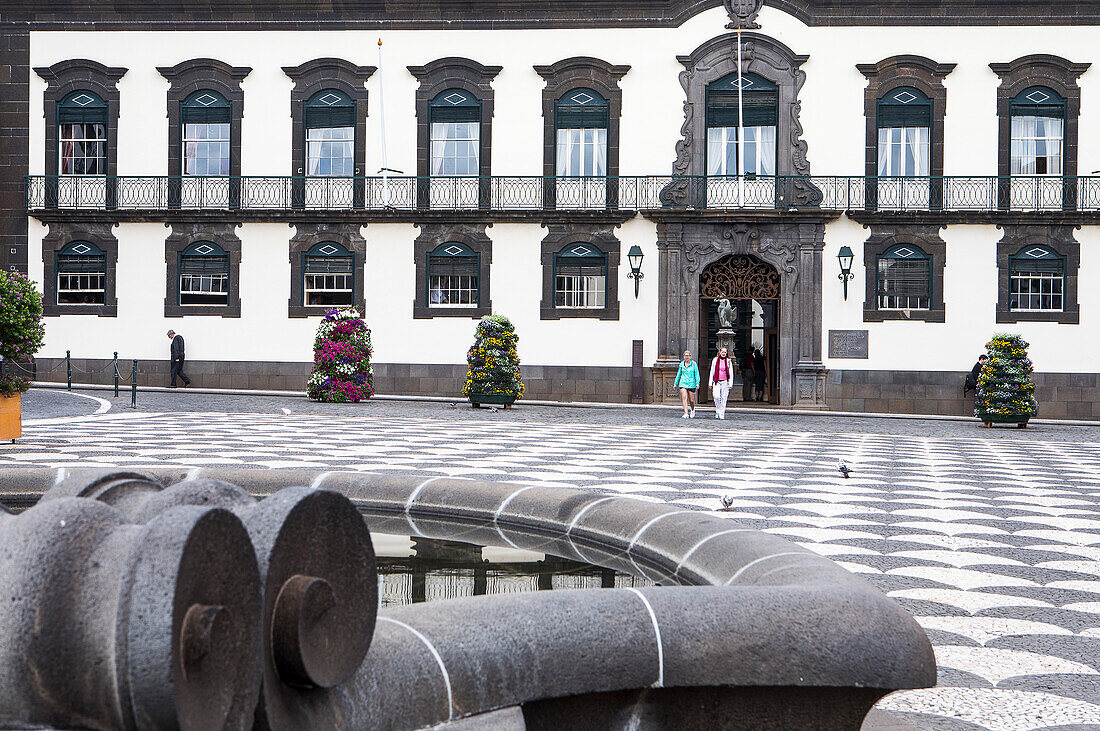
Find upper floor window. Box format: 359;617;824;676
56;241;106;304
179;241;229;306
705;72;777;177
876;244;930;311
430;89;480;177
1010;244;1064;312
555;88;608;178
303;242;354;307
182;90;231;177
877;87;930;177
58;91;107;176
554;243;607;309
428;242;479;308
1011;86;1064;176
305;89;355;177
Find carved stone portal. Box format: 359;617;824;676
652;219;827;408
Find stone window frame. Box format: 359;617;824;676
539;224;621;321
164;222;242;318
408;58;502;209
996;224;1079;324
862;224;946;323
157;59;251;208
288;222;366;318
533;57;629;209
41;221;118;317
282;58;375;209
989;55;1090;209
413;223;491;319
661;33;819;208
34;59;127;208
856;55;955;208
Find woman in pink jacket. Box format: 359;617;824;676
709;346;735;420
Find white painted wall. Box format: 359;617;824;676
24;6;1100;372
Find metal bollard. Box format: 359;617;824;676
113;351;118;397
42;471;378;730
131;359;137;408
0;496;263;730
66;349;71;391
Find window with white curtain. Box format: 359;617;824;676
877;127;929;177
556;128;606;177
429;89;481;177
555;88;609;177
305;89;355;177
706;126;776;176
704;73;778;177
1010;86;1065;176
554;243;607;309
1011;116;1063;176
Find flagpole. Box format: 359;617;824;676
377;38;391;207
736;28;745;208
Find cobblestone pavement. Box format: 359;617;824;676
12;390;1100;730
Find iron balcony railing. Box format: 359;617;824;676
24;174;1100;214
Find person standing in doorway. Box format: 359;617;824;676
709;346;734;420
753;348;767;402
739;349;755;402
167;330;192;388
674;349;700;419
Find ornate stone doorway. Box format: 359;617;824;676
651;219;828;407
698;255;780;404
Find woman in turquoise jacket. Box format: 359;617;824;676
673;349;700;418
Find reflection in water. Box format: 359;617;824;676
377;534;651;607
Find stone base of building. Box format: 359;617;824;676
32;358;648;404
828;370;1100;420
28;359;1100;420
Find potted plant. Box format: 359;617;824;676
305;308;374;403
975;333;1036;428
464;315;524;408
0;271;45;441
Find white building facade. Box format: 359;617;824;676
7;0;1099;416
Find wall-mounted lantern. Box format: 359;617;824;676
627;245;644;299
837;246;855;300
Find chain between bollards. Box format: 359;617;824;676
66;350;72;391
130;360;137;409
113;352;119;398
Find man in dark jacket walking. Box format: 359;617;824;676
167;330;192;388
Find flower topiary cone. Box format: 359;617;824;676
975;333;1036;426
306;308;374;403
463;315;524;406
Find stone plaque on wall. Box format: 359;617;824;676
829;330;869;359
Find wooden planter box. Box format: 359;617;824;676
0;394;21;441
469;393;516;409
977;412;1030;429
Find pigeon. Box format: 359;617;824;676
448;402;457;409
838;460;851;478
489;407;500;413
280;408;291;416
720;495;734;510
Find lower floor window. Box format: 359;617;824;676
876;244;930;310
1010;245;1064;312
179;242;230;306
428;242;479;308
56;241;106;304
554;243;607;309
303;243;354;307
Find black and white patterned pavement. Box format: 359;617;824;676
10;393;1100;730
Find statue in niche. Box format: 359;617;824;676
724;0;764;28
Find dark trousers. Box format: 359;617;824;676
171;360;191;387
741;370;755;401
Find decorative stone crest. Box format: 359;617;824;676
724;0;764;29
